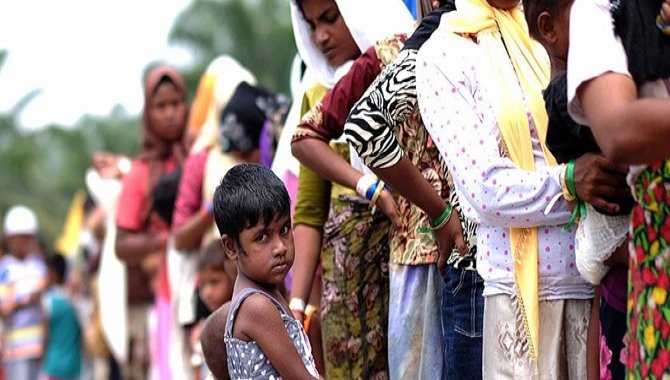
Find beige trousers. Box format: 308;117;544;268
482;295;591;380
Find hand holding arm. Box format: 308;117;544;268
571;153;630;213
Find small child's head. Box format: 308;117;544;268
151;169;182;227
213;163;293;290
523;0;574;69
198;239;236;311
46;253;68;286
3;205;38;260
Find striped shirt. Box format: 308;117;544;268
0;254;46;361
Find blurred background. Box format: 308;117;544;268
0;0;297;243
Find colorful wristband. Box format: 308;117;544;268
303;304;318;333
430;204;453;230
566;159;578;200
657;15;670;36
369;180;385;208
356;174;378;200
289;297;306;313
559;164;575;202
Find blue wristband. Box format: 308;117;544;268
365;181;380;201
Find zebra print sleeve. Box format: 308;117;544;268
344;49;419;169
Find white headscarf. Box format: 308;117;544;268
290;0;414;88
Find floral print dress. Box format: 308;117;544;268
626;160;670;379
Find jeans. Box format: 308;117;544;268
442;266;484;379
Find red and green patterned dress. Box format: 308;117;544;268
626;160;670;379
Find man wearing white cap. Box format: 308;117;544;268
0;205;47;379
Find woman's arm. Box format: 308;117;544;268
578;73;670;164
345;49;466;257
115;228;167;265
172;211;213;252
417;42;571;228
289;165;330;320
172;151;210;251
289;224;322;321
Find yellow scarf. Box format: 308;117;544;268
442;0;556;368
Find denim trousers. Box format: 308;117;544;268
442;266;484;379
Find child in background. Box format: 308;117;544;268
213;163;320;379
522;1;633;378
191;239;236;380
42;253;82;380
197;240;236;314
0;205;47;379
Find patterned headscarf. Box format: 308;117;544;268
219;82;288;156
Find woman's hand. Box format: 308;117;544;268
375;190;402;228
92;152;130;179
572;153;630;213
433;210;468;275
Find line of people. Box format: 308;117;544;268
3;0;669;379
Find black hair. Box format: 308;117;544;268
154;75;178;95
293;0;306;19
213;163;290;243
151;169;182;226
521;0;573;40
46;253;67;284
610;0;670;85
198;239;227;272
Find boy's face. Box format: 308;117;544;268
199;266;234;311
6;234;33;259
537;2;573;64
227;215;294;289
553;4;572;63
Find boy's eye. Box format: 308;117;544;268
256;233;268;242
280;225;291;235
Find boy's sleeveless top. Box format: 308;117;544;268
43;288;82;378
225;288;318;379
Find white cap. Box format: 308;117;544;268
3;205;38;237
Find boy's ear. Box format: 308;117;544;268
220;235;238;261
537;11;557;44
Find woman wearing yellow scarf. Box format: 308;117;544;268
416;0;598;377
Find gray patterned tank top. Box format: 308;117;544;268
225;288;319;379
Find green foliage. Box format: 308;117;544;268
169;0;296;95
0;103;140;244
0;0;296;245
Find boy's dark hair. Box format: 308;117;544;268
46;253;67;284
152;169;182;226
522;0;572;40
198;239;227;271
213;163;290;243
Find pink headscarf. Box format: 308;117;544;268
138;65;190;225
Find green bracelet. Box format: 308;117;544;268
566;159;578;200
430;204;453;230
